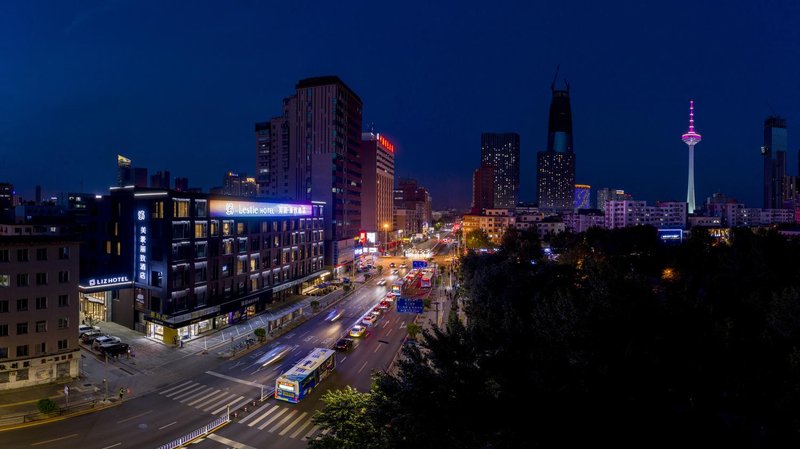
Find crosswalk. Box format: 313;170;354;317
159;380;327;440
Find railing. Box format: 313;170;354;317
156;410;230;449
0;398;112;428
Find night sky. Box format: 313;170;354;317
1;1;798;209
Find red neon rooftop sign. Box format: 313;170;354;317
377;134;395;153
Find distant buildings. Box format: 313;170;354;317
480;133;520;209
596;188;632;213
537;79;576;211
605;201;687;229
471;166;495;213
574;184;591;209
215;172;257;197
394;179;432;235
762;116;789;209
361;132;395;243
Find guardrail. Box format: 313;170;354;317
156;410;230;449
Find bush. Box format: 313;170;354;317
254;328;266;342
406;323;422;340
37;398;58;414
310;300;320;310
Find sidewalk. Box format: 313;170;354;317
0;286;351;427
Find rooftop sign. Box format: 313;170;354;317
209;200;312;218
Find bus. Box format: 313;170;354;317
274;348;336;403
392;279;404;294
420;272;433;288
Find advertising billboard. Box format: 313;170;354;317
209;200;312;218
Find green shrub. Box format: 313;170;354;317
37;398;58;414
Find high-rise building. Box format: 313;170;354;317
762;116;788;209
480;133;520;208
361;132;395;242
117;155;132;187
537;80;576;210
174;177;189;192
574;184;591;209
221;172;257;197
596;188;632;212
150;171;171;189
255;76;363;274
681;100;702;214
471;166;495;213
394;179;432;234
0;183;13;213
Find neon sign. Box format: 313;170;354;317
209;200;312;218
136;210;148;283
377;134;395;153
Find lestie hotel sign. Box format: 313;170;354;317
209;200;312;218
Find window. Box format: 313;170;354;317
222;220;233;236
16;345;28;357
57;318;68;329
0;249;8;262
0;347;6;359
173;199;190;218
58;247;70;260
0;275;8;287
35;321;46;333
17;249;29;262
194;222;207;238
35;342;46;354
35;273;47;285
236;223;246;235
16;274;29;287
58;295;69;307
36;297;46;309
58;271;70;283
0;300;7;313
195;200;207;218
16;368;29;380
16;298;28;312
58;339;68;350
0;324;7;337
36;248;47;261
17;322;28;335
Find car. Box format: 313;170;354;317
361;313;379;326
92;335;121;349
389;262;396;268
399;263;407;268
100;342;129;356
80;330;104;344
349;325;366;337
392;269;399;275
257;344;292;366
378;301;391;311
334;338;354;351
79;324;100;336
372;306;383;316
377;279;387;286
325;309;343;322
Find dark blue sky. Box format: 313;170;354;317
1;1;798;209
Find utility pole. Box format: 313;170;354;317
103;353;108;402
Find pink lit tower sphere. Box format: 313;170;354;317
681;100;702;214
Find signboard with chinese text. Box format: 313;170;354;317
209;200;312;218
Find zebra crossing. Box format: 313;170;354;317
159;380;327;440
159;380;252;415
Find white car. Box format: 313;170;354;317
361;314;377;326
93;336;121;349
377;279;387;286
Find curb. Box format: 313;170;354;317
0;400;122;432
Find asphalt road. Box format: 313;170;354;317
2;270;417;449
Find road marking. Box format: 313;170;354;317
247;405;279;427
188;389;223;406
160;380;194;395
164;382;199;398
290;416;314;438
171;384;208;401
302;425;320;440
374;345;381;353
158;421;177;430
100;444;121;449
258;407;288;430
202;393;239;412
205;370;268;388
32;434;79;447
207;433;257;449
340;356;347;364
358;361;369;373
386;328;393;336
116;409;152;424
280;411;308;436
212;396;248;415
269;409;298;432
238;402;274;424
178;386;215;403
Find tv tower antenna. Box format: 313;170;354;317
681;100;702;214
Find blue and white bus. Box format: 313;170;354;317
274;348;336;403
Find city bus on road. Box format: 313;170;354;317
392;279;404;294
420;271;433;288
275;348;336;403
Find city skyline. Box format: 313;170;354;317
1;1;799;209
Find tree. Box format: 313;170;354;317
464;229;492;249
253;327;266;342
310;300;320;311
309;386;386;449
37;398;58;414
406;322;422;340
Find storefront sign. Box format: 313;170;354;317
209;200;312;218
87;275;130;286
241;297;258;307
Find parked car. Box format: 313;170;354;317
378;300;391;311
389;262;396;268
79;324;100;336
80;329;104;343
93;335;121;349
349;325;366;337
100;342;129;357
361;314;377;326
334;337;354;351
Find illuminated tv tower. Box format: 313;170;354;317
681;100;702;214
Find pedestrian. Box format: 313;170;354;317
119;387;124;400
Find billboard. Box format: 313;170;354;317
209;200;312;218
412;260;428;269
658;229;683;243
396;297;424;314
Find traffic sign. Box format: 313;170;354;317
412;260;428;269
396;297;424;314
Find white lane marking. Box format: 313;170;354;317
358;361;368;373
247;405;279;427
340;356;347;364
280;411;308;436
164;382;199;398
257;407;288;430
159;380;193;395
202;392;239;412
116;409;152;424
101;444;122;449
206;433;257;449
158;421;177;430
302;425;320;440
212;395;247;415
171;384;207;401
188;389;223;406
178;386;215;403
290;416;314;438
374;344;381;353
205;370;269;388
238;402;274;424
386;328;393;336
32;434;79;446
269;409;298;432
